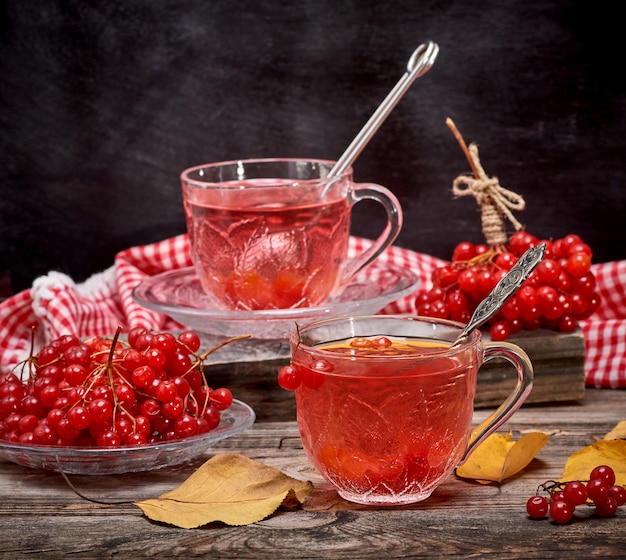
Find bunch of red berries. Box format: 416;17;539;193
416;231;601;340
0;327;234;447
527;465;625;524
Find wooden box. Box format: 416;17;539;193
203;328;587;423
476;327;586;407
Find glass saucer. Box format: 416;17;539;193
132;262;420;339
0;400;255;475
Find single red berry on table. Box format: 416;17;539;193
526;495;549;519
595;496;618;518
549;499;575;524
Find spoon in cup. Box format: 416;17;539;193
451;243;547;347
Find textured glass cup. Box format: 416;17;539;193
290;315;534;505
181;158;402;311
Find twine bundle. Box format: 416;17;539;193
447;118;526;247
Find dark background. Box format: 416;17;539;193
1;1;624;295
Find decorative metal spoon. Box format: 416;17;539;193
321;41;439;196
451;243;547;347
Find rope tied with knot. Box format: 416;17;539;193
452;143;526;247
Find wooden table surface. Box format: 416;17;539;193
1;387;625;559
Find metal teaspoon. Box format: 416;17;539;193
451;243;547;347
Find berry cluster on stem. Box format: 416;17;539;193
526;465;625;524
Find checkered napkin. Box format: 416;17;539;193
0;235;624;388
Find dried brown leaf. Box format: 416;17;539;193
456;432;549;484
135;453;313;528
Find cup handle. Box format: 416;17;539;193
340;182;403;284
458;341;534;465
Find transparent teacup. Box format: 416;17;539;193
288;315;534;505
181;158;402;311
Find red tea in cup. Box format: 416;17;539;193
181;159;402;310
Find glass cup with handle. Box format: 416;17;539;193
181;158;402;311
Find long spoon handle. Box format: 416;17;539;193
328;41;439;179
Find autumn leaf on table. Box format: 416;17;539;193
560;422;626;486
603;420;626;441
455;432;549;484
134;453;313;528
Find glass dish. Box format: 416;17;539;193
0;400;255;475
132;262;420;339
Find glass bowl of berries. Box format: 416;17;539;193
0;328;256;475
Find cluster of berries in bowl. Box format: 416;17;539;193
0;327;234;448
416;231;601;340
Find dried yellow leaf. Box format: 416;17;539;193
604;420;626;441
455;432;549;484
560;439;626;486
135;453;313;528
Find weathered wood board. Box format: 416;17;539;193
1;389;624;559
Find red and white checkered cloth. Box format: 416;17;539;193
0;235;624;388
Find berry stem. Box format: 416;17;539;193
446;118;480;178
192;334;250;415
198;334;252;361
